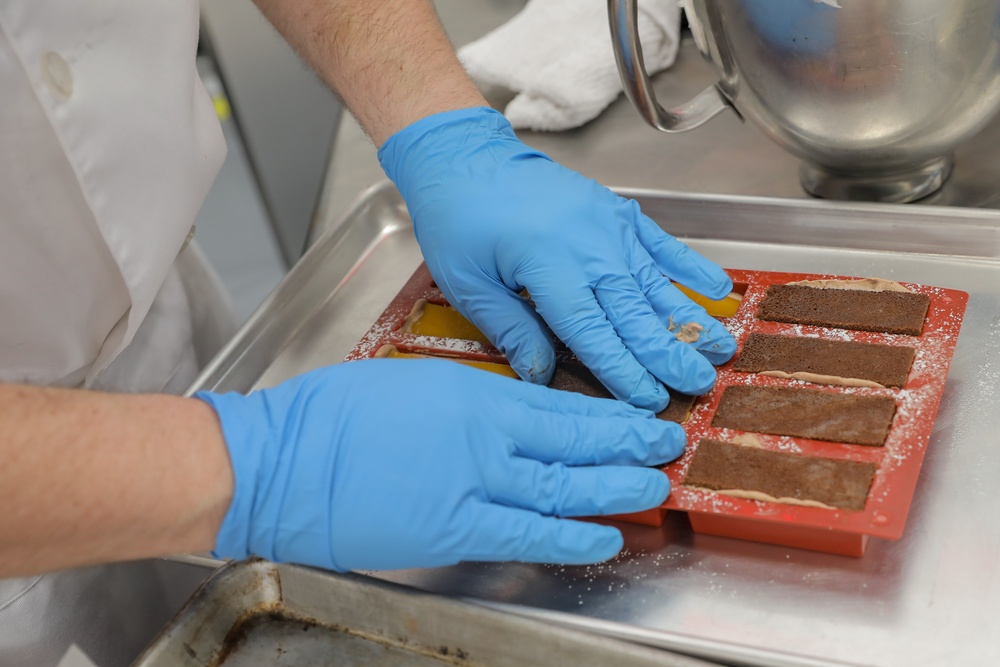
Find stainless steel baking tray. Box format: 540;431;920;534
133;559;708;666
187;181;1000;667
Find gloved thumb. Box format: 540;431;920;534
462;286;556;385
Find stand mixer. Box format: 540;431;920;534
609;0;1000;203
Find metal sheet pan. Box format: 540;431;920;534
133;559;709;667
187;182;1000;667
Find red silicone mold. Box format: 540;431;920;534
347;265;968;556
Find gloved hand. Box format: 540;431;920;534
378;107;736;413
199;358;683;572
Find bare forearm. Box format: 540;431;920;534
0;385;233;577
253;0;486;146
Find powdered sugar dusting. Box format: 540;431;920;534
669;270;967;542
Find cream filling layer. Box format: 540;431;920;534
703;488;837;510
759;370;886;389
787;277;911;293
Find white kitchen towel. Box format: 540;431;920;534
459;0;682;131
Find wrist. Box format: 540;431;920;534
174;396;238;554
194;390;264;561
377;106;516;190
370;93;488;148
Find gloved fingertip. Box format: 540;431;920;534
706;273;735;300
649;421;687;463
607;468;671;511
677;357;718;396
691;368;718;396
510;344;556;385
483;300;557;385
578;525;625;563
641;470;671;507
628;373;670;412
708;337;738;365
681;251;734;300
695;320;737;364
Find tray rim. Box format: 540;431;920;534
186;182;412;396
133;558;714;667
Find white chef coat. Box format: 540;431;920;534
0;0;226;389
0;0;233;664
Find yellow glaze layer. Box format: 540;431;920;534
674;284;743;318
382;348;519;378
407;302;491;344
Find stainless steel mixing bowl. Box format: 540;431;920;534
609;0;1000;202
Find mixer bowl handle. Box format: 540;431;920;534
608;0;732;132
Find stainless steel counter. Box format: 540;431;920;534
313;7;1000;246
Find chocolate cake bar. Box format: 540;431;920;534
758;284;930;335
733;332;916;388
684;438;877;511
712;385;896;446
549;362;695;424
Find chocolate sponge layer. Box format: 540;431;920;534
733;332;916;388
758;284;930;335
549;362;695;424
684;438;877;511
712;385;896;446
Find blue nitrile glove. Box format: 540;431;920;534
198;358;683;571
378;107;736;413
